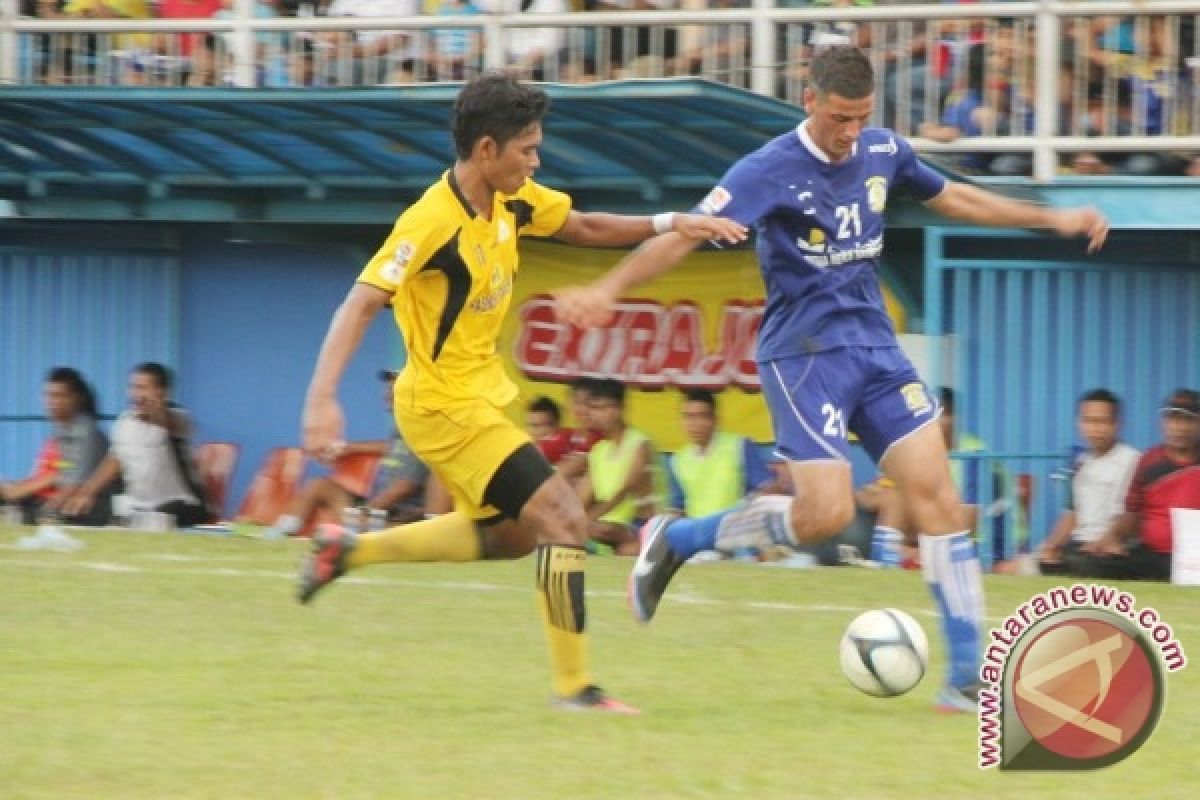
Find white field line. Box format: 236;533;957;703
1;552;1197;631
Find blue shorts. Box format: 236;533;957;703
759;346;940;464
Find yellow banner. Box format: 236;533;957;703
499;240;905;452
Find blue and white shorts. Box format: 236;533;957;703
759;346;940;464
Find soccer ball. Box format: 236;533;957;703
839;609;929;697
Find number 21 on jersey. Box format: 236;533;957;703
834;203;861;239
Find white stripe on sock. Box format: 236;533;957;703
920;532;978;620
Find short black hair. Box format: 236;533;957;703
133;362;172;391
682;388;716;412
570;376;598;395
589;378;625;406
452;72;549;160
939;387;956;416
46;366;99;417
1079;388;1121;418
528;395;561;423
810;45;875;99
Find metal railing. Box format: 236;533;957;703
2;1;1199;180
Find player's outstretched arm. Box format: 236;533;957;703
554;210;746;248
303;283;392;462
554;232;701;327
926;181;1110;253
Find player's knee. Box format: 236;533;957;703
790;494;855;544
922;479;962;521
519;477;587;547
819;496;856;537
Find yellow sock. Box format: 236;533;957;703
346;513;482;569
535;544;592;698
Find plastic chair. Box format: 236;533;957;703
304;451;385;534
329;451;383;499
236;447;306;525
195;442;240;521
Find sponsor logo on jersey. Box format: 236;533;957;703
865;176;888;213
496;218;511;243
470;270;513;313
868;137;898;156
900;382;932;416
797;233;883;269
797;228;826;252
700;186;732;214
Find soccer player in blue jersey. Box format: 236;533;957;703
554;45;1109;712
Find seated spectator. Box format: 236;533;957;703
63;363;210;528
265;370;431;537
584;0;679;79
919;41;1033;175
62;0;154;85
526;395;574;468
214;0;297;87
429;0;482;81
479;0;567;80
1037;389;1140;576
557;377;603;485
1074;81;1185;176
1;367;111;525
1077;389;1200;581
678;0;749;84
664;388;775;519
577;378;655;555
323;0;422;85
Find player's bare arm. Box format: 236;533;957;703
925;181;1110;253
553;209;746;248
303;282;393;461
554;231;702;327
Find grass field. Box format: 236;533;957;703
1;525;1195;800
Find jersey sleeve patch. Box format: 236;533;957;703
699;186;732;214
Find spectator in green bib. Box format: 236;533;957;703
665;388;776;519
577;378;656;555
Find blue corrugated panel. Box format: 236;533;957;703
927;229;1200;566
0;250;179;480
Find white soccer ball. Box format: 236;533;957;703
839;609;929;697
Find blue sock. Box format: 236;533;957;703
665;511;731;560
919;532;984;689
870;525;903;567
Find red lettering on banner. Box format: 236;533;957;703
513;295;763;391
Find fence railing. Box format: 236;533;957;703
2;1;1199;180
949;451;1070;570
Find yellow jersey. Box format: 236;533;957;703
359;170;571;411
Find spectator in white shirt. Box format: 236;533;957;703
64;363;210;528
1038;388;1140;575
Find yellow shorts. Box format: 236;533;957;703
395;399;532;521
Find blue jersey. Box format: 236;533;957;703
697;124;946;359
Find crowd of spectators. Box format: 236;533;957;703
6;363;1196;583
13;2;1199;174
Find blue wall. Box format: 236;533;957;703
0;233;402;516
0;248;179;483
925;228;1200;559
177;236;401;515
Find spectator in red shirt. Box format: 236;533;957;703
527;396;573;466
1082;388;1200;580
551;377;603;485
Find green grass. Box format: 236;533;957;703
1;525;1196;799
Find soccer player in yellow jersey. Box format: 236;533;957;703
296;73;746;713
